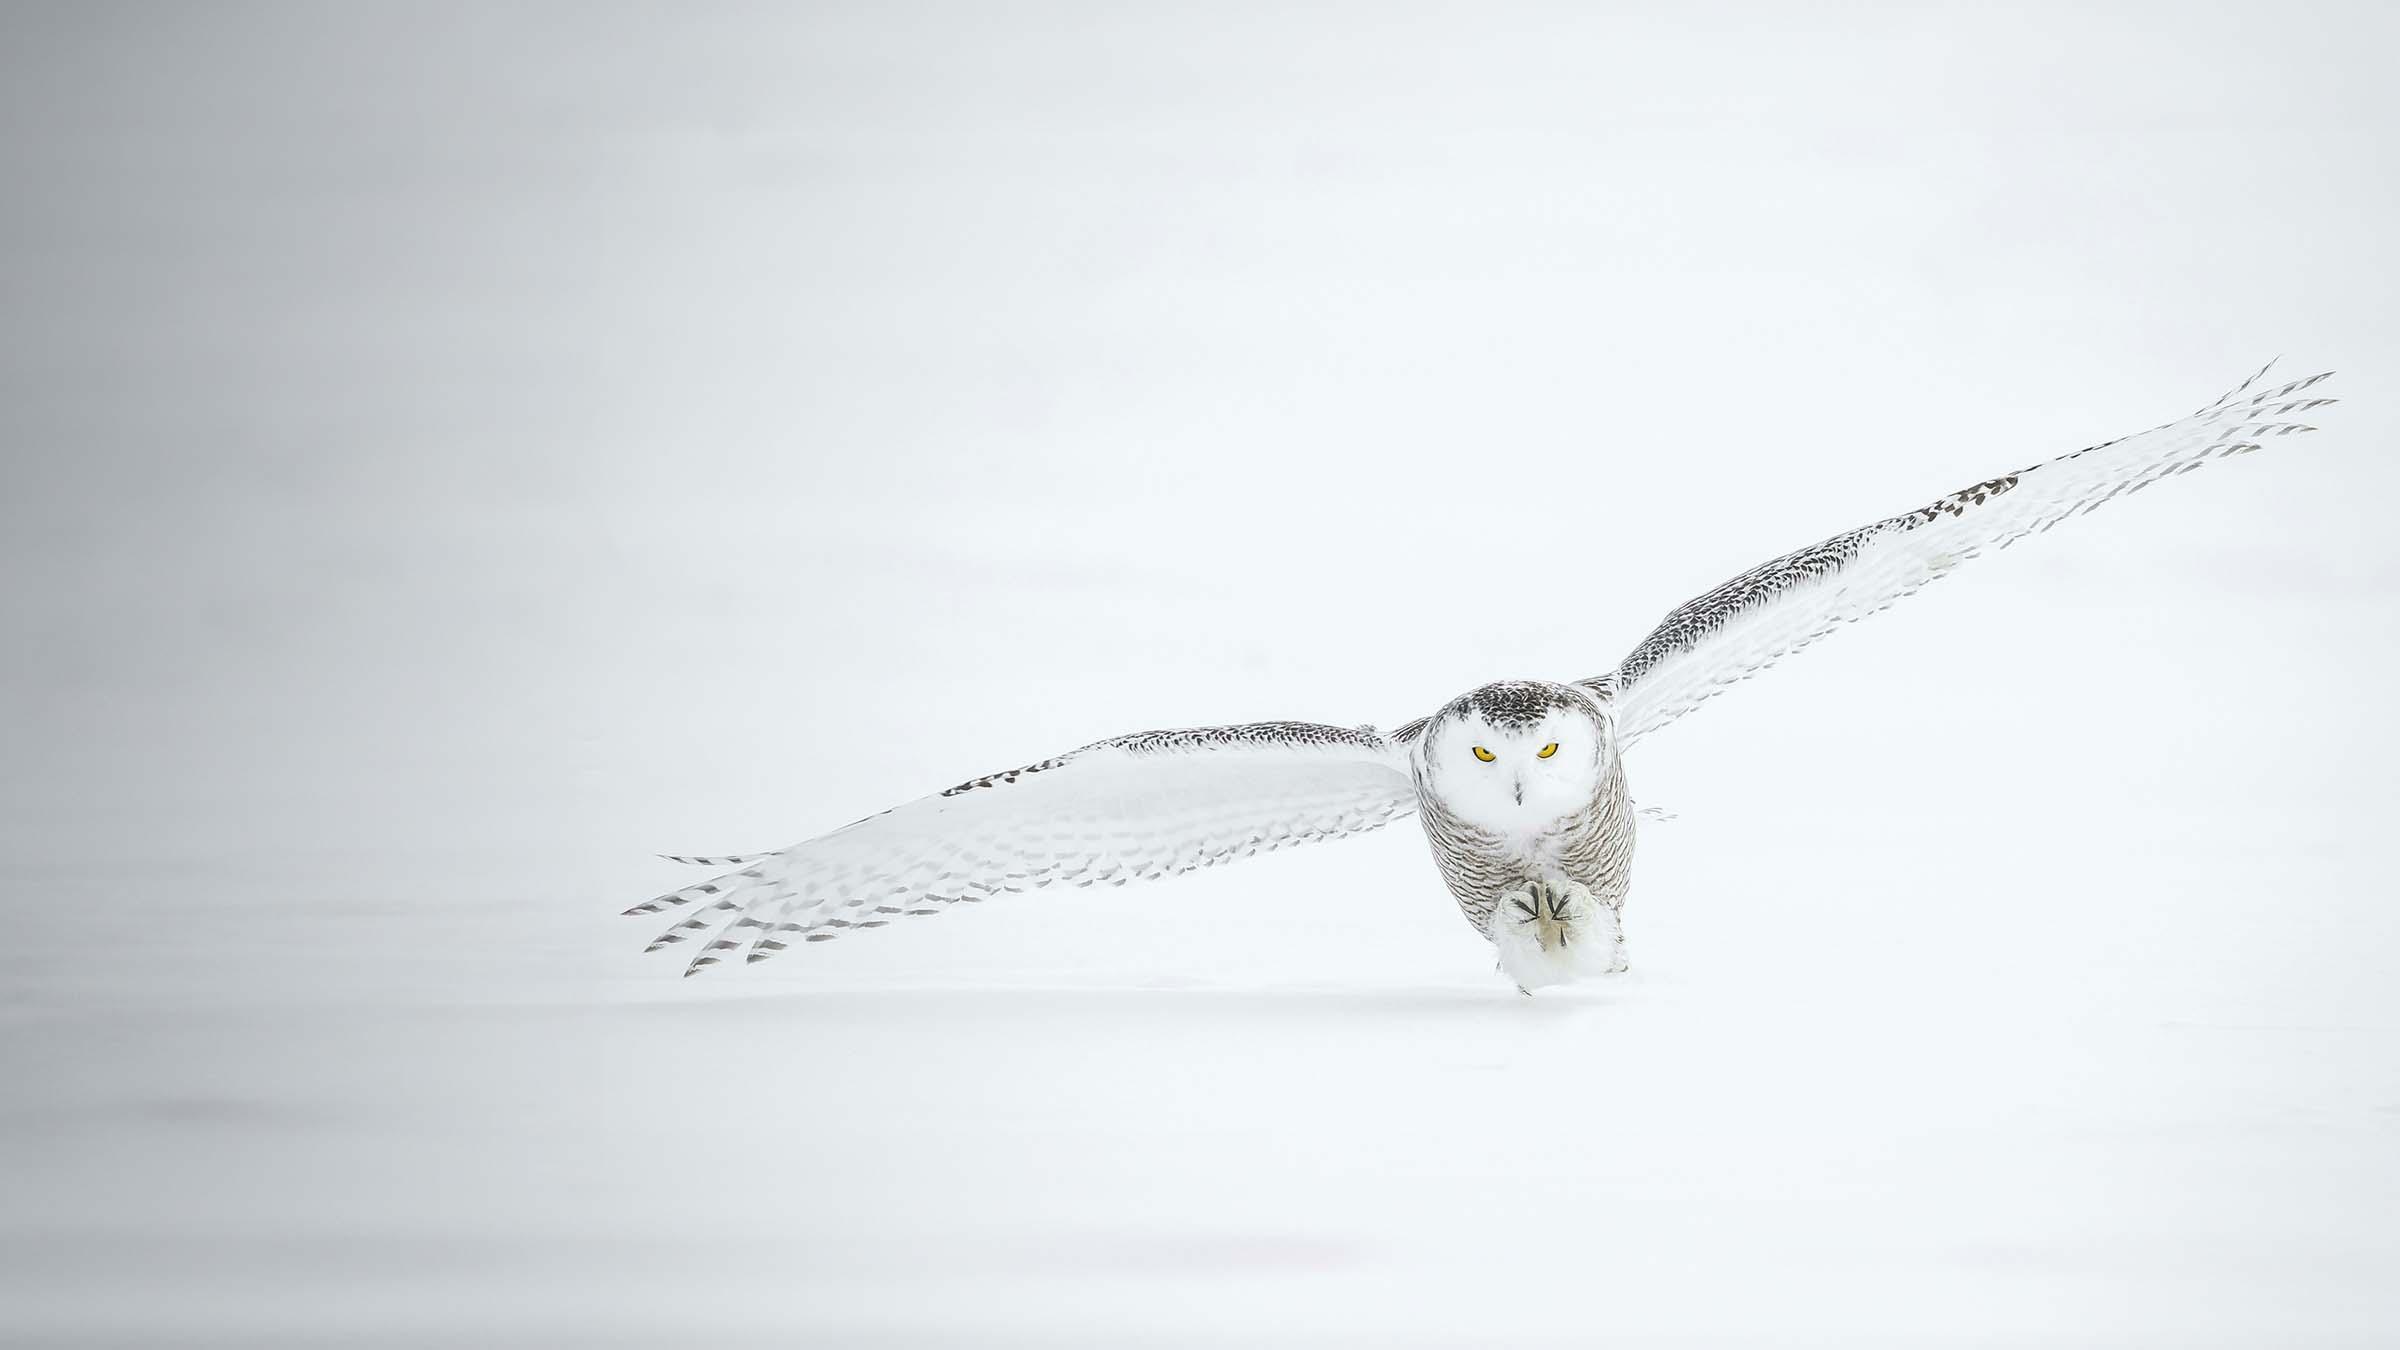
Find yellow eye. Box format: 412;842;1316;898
1472;745;1496;763
1537;742;1559;758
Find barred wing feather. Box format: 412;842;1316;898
1590;364;2336;749
626;722;1416;974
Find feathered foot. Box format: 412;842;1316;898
1489;878;1627;993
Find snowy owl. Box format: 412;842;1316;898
626;364;2336;992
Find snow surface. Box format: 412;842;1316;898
6;5;2400;1346
8;584;2398;1347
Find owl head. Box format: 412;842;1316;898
1417;680;1614;831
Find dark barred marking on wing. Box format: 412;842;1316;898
1105;722;1388;755
934;722;1386;798
940;755;1073;798
1591;363;2337;748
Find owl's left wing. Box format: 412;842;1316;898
1587;364;2337;749
626;721;1416;975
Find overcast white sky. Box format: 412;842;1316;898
3;4;2397;1346
5;0;2396;889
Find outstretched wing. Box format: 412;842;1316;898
1589;363;2337;749
626;721;1416;975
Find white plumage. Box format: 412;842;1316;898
626;363;2338;991
1594;363;2336;749
630;726;1418;973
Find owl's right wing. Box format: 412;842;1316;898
1587;363;2337;749
626;721;1417;975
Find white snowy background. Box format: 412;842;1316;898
5;4;2398;1346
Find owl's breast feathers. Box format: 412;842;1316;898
1414;751;1633;937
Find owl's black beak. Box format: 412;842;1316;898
1512;775;1524;806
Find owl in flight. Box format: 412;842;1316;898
627;364;2336;992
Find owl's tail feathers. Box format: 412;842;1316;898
657;852;774;867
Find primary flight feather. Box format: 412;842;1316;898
625;363;2337;991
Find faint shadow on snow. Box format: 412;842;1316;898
617;982;1626;1023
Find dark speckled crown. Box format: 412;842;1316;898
1445;680;1593;730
